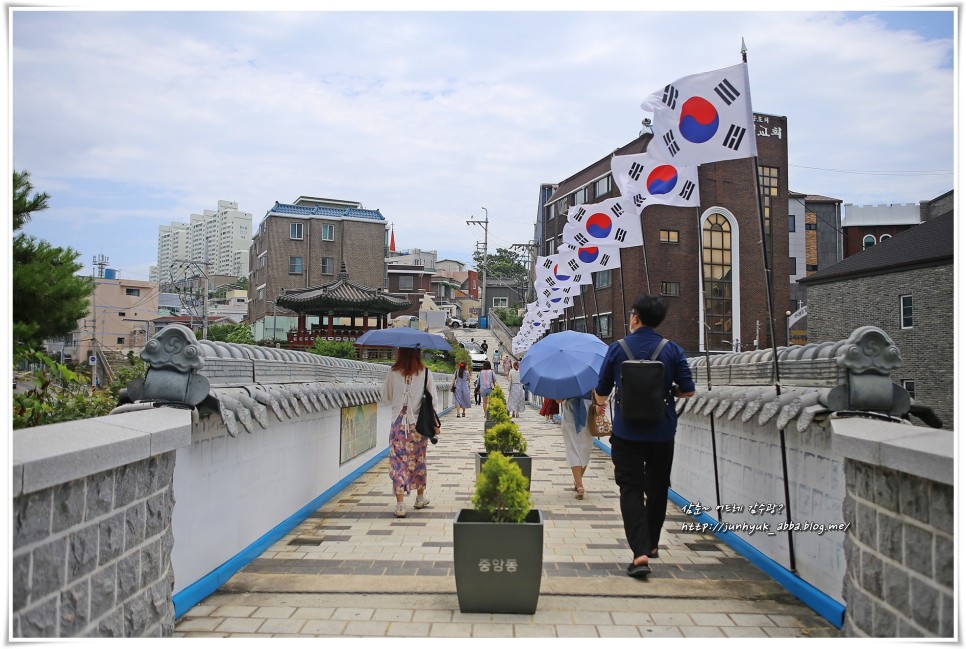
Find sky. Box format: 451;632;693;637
7;4;958;282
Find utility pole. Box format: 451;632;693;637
173;258;213;339
467;208;489;324
511;241;539;304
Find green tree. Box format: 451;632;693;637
307;339;357;359
207;322;256;344
13;169;49;230
12;170;94;356
472;247;529;288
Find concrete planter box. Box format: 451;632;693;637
452;509;544;614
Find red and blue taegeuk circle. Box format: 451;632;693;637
577;247;599;264
585;212;612;239
679;96;719;144
553;264;570;282
646;165;678;195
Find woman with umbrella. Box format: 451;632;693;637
451;361;472;417
360;327;449;518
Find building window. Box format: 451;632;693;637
320;257;335;274
660;229;680;243
863;234;876;249
595;313;612;338
661;281;681;297
900;295;913;328
593;176;611;198
593;270;611;289
256;286;265;301
492;297;508;308
789;257;797;275
118;312;126;317
805;222;817;231
572;317;587;333
703;213;733;351
574;187;587;205
290;222;303;240
321;223;335;241
880;234;892;243
258;255;266;269
116;337;125;345
757;165;778;266
788;214;796;232
806;263;818;272
399;276;414;291
289;256;303;274
125;288;140;297
545;237;557;255
901;379;916;400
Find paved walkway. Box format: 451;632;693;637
174;371;839;638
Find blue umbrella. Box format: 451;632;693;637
355;328;452;350
519;330;608;400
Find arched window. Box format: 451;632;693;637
879;234;892;243
863;235;876;250
703;213;734;351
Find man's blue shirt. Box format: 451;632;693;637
595;327;695;442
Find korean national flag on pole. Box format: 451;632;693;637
534;254;578;290
557;243;622;279
610;152;700;210
641;62;757;166
562;196;643;249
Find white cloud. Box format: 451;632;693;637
9;9;956;279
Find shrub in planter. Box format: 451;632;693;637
454;451;543;614
490;384;506;403
484;420;527;456
471;451;531;522
486;397;509;423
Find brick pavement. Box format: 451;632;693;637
174;370;839;638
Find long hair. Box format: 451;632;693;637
392;347;424;378
457;362;467;378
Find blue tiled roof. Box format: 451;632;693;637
267;202;385;221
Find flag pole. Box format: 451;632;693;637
640;209;652;294
590;280;601;338
617;249;628;335
695;206;723;515
744;40;795;573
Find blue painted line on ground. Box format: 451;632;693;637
172;446;390;619
592;437;844;628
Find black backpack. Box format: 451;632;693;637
415;369;440;444
615;338;670;424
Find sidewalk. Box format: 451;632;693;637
174;373;839;638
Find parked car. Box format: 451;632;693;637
463;317;479;328
464;342;487;370
448;318;464;328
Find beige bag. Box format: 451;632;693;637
588;403;612;438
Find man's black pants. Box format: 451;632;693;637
610;435;675;560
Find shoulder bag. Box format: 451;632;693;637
415;369;440;444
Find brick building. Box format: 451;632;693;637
538;112;790;353
247;197;389;339
798;210;953;428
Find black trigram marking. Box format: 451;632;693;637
628;161;644;181
574;233;589;246
714;78;740;106
663;131;680;157
567;259;580;272
611;202;626;218
542;258;553;269
722;124;746;151
571;207;587;222
600;253;611;266
632;193;647;208
573;273;583;283
679;180;696;201
542;288;551;298
614;228;628;243
545;277;556;287
662;84;678;110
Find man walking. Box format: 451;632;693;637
594;295;695;578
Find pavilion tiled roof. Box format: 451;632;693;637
275;265;409;315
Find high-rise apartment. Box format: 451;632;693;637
155;200;252;289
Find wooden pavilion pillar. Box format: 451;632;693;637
327;310;335;336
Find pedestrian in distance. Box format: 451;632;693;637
380;347;436;518
451;361;472;417
478;360;496;414
594;295;695;577
506;360;525;418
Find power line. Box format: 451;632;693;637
789;163;952;176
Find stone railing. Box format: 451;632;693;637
832;417;953;637
12;408;191;637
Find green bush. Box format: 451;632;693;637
486;397;509;423
472;451;531;524
13;352;116;429
490;383;505;402
108;351;146;402
307;339;357;358
484;420;527;455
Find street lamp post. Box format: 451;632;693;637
785;310;792;346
